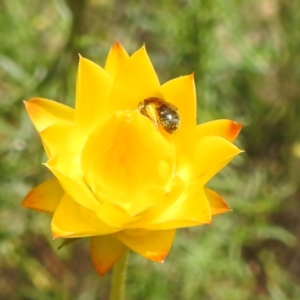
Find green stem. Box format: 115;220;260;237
109;251;129;300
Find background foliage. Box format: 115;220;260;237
1;0;300;299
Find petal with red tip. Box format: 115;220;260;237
91;235;128;276
22;177;63;214
179;136;243;185
24;98;74;132
109;46;161;112
204;187;231;215
115;229;176;262
75;56;113;136
196;119;243;142
104;42;129;81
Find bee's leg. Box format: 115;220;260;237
145;104;159;129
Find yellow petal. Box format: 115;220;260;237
75;56;113;137
179;136;243;185
81;111;175;214
135;183;211;230
155;186;212;228
24;98;74;132
161;74;197;146
47;162;136;228
22;177;63;214
196;119;243;142
51;194;120;238
109;46;162;112
204;187;231;215
40;123;75;162
45;162;100;210
90;235;128;276
115;229;176;262
104;42;129;81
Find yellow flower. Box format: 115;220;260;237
23;43;243;276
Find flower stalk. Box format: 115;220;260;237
109;251;129;300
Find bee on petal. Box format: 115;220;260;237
138;97;181;134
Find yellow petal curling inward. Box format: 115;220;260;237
46;164;136;228
52;194;120;238
139;183;212;230
82;110;176;216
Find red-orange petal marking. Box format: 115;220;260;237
90;235;128;276
196;119;243;143
104;42;129;81
24;98;74;132
22;177;64;214
204;187;231;215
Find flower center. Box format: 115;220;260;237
138;97;181;134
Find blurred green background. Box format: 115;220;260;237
1;0;300;299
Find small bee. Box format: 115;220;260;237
138;97;181;134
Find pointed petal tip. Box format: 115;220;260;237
113;41;121;48
21;194;41;211
224;120;244;143
145;251;168;263
93;263;112;276
52;231;71;239
231;121;243;135
135;44;147;55
24;98;43;116
51;223;68;239
78;55;88;63
52;230;83;240
205;187;233;216
21;189;47;214
93;256;122;277
24;97;37;107
91;236;128;277
52;231;60;239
